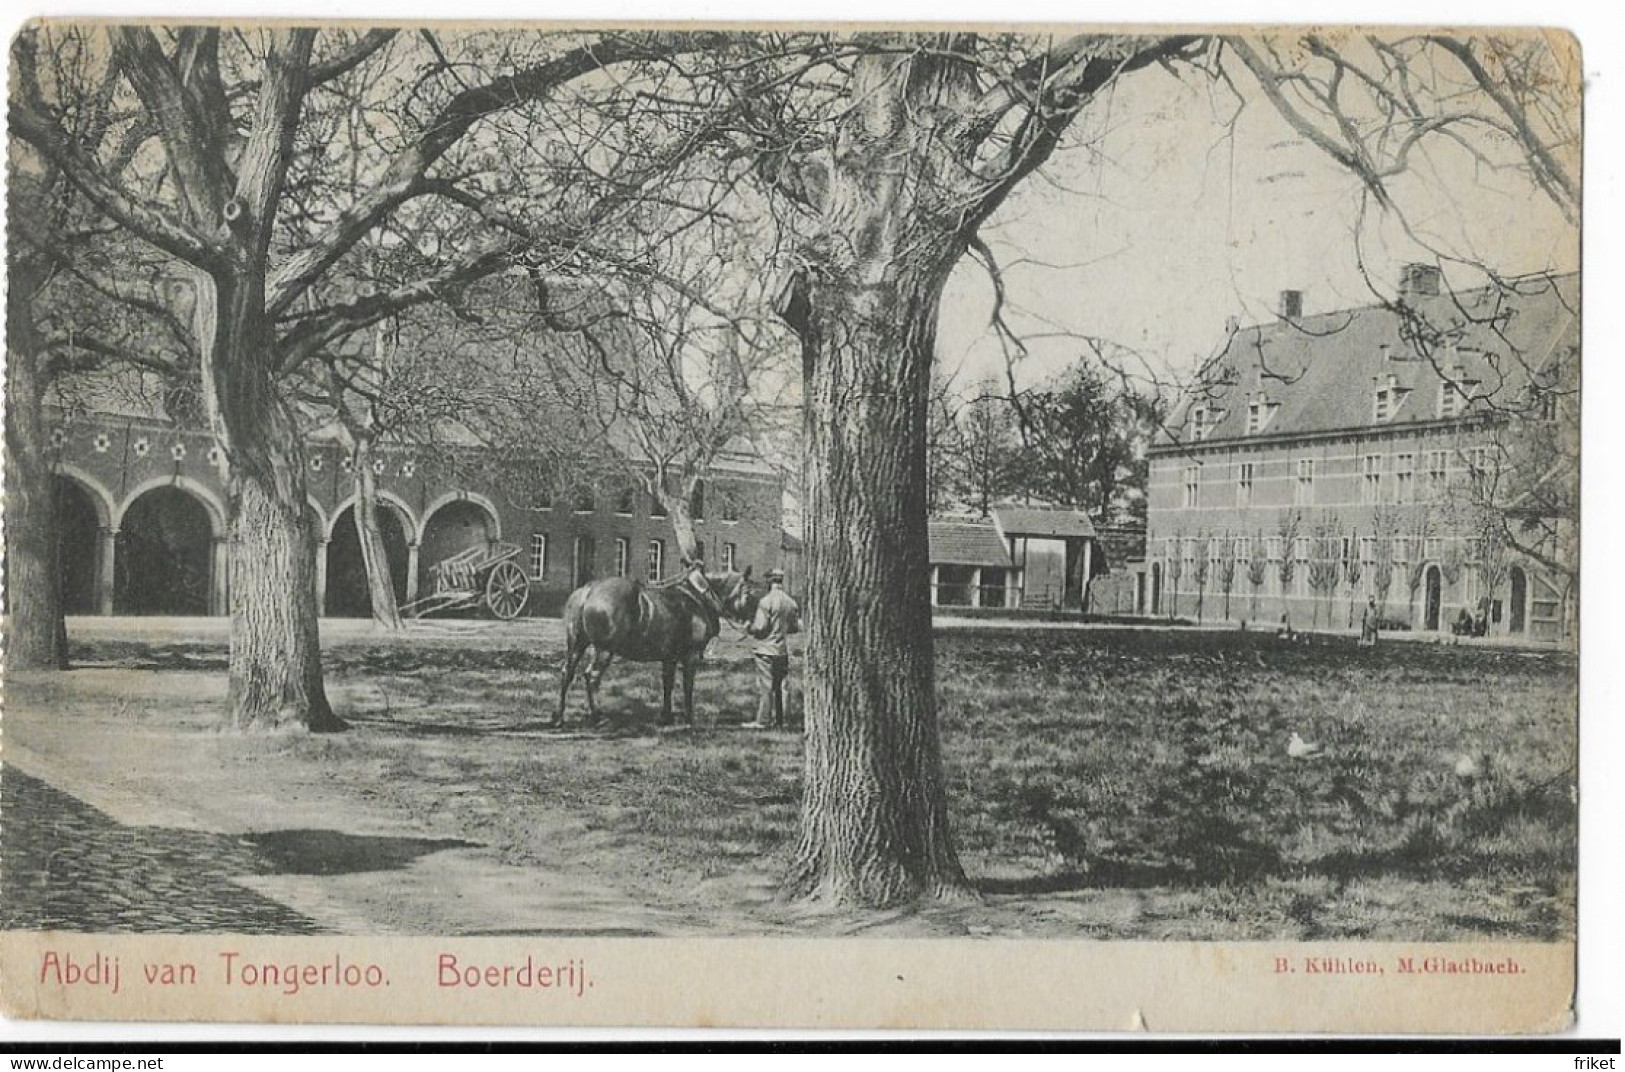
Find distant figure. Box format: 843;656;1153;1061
744;568;801;730
1360;597;1380;646
1452;607;1475;637
1276;613;1295;641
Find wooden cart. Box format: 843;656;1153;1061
401;541;531;620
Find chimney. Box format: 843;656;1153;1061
1278;289;1303;320
1399;263;1441;299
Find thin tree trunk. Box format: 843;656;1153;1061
352;438;403;629
4;289;69;670
667;499;701;565
780;264;970;908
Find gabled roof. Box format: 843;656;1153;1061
927;520;1012;567
992;504;1097;540
1159;272;1578;449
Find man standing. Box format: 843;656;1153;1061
1360;596;1380;646
744;568;800;729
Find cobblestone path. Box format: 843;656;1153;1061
1;770;324;934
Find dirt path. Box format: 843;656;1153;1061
4;668;734;937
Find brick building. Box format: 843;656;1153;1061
44;403;784;620
1146;268;1577;639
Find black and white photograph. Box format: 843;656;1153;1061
0;19;1591;1032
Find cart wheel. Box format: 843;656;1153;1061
485;561;530;620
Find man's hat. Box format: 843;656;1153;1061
767;568;785;582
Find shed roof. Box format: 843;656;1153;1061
927;520;1012;567
993;504;1098;539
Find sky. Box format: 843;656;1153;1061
936;49;1581;397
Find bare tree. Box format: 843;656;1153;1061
1275;509;1303;626
6;31;196;668
11;25;733;728
1307;515;1342;630
1246;530;1268;624
1216;531;1237;622
1192;531;1211;623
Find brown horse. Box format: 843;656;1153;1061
554;566;757;727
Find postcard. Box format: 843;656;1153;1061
2;20;1582;1032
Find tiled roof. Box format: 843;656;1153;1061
927;520;1012;567
1159;272;1578;449
992;504;1098;539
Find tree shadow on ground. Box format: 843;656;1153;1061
240;829;480;876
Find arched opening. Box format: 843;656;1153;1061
116;486;214;615
1424;565;1442;632
1150;561;1163;615
1509;566;1528;634
54;477;101;614
325;503;410;617
418;499;496;598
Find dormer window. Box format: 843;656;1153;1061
1190;405;1223;441
1437;368;1477;418
1373;374;1408;422
1245;396;1279;435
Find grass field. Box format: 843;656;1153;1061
21;624;1578;938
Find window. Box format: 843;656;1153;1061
1266;537;1283;562
1425;450;1448;499
614;537;630;578
529;533;549;580
1373;374;1408;423
573;535;596;587
1361;454;1383;504
690;480;706;521
721;542;737;571
721;492;740;522
1437;368;1477;419
573;486;595;513
1394;537;1410;566
694;539;707;564
650;492;668;518
647;539;665;582
1246;397;1278;435
1237;462;1254;506
1424;536;1443;562
1183;465;1200;508
1393;453;1414;504
1294;458;1315;506
533;486;553;510
1233;536;1250;560
615;487;636;515
1437;380;1463;418
1293;537;1310;562
1460;445;1494;479
1191;406;1222;441
1359;536;1376;565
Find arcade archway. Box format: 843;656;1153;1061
325;503;411;617
418;498;498;599
115;486;216;615
54;477;102;614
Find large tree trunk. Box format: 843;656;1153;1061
3;286;69;671
207;273;341;732
783;267;969;906
352;438;403;629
